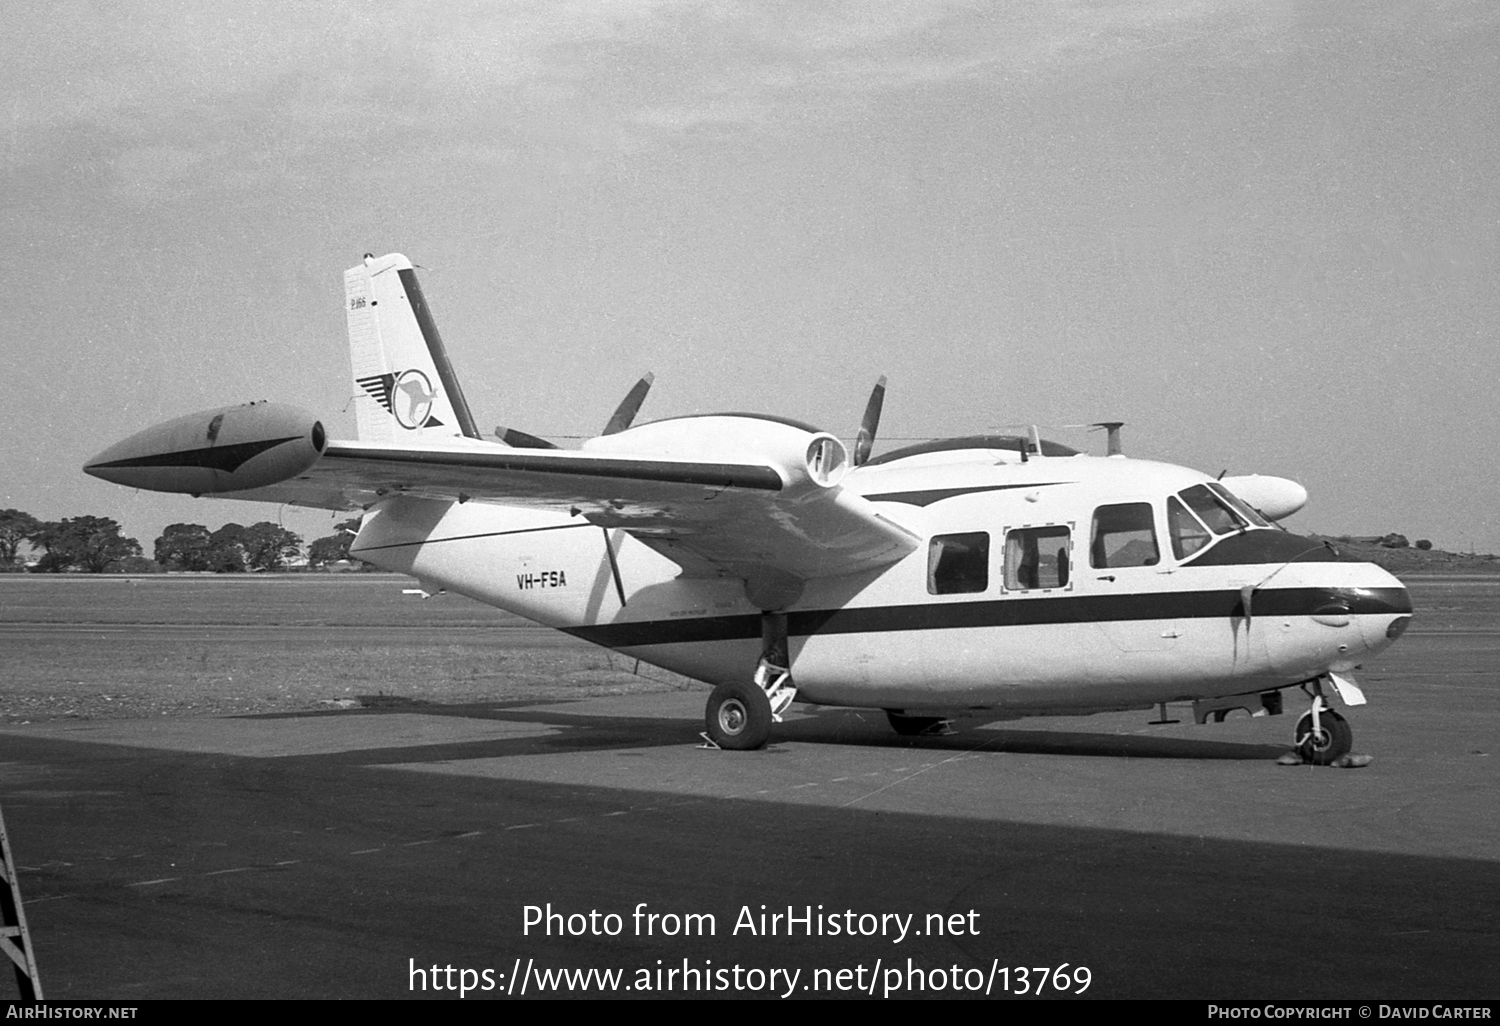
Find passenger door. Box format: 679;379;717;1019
1085;501;1181;652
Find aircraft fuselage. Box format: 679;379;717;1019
351;445;1410;719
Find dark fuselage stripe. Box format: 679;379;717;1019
561;587;1413;649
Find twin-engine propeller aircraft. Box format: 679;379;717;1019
85;253;1412;763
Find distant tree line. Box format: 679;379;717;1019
1334;533;1433;550
0;509;366;573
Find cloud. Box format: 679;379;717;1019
6;0;1280;173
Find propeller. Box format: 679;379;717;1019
602;372;654;436
853;376;887;467
495;372;655;449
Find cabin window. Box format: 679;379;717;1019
1090;503;1160;568
1179;483;1248;535
927;532;990;595
1167;496;1212;559
1004;526;1072;591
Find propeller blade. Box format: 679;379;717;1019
853;375;887;466
495;426;560;450
602;372;655;436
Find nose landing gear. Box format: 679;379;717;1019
1283;676;1365;766
1294;698;1352;765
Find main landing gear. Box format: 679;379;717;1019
703;613;797;751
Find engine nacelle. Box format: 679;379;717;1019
1219;473;1308;522
84;402;326;496
582;415;849;493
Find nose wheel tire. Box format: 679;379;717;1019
705;681;773;751
1294;708;1352;765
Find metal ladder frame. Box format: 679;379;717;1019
0;801;42;1000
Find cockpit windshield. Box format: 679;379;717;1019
1178;483;1250;535
1206;482;1272;527
1165;482;1273;560
1167;496;1212;559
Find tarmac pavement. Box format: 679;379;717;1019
0;624;1496;999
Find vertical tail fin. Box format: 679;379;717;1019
344;253;481;443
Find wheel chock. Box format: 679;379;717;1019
1277;750;1373;768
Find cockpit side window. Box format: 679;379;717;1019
1206;482;1272;527
1090;503;1160;568
927;532;989;595
1004;526;1072;591
1168;496;1212;559
1179;484;1247;535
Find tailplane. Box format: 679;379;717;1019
344;253;481;443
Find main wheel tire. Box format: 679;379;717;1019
885;710;947;737
705;681;772;751
1294;708;1352;765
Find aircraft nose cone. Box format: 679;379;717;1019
1350;568;1413;653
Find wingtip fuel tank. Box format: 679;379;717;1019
83;402;326;496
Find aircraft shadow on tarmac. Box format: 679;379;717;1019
251;699;1290;765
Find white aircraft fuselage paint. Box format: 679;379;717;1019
351;448;1409;717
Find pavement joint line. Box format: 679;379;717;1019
840;736;1001;810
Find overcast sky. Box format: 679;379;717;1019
4;1;1497;554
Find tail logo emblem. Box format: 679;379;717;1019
355;369;445;430
392;369;437;429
